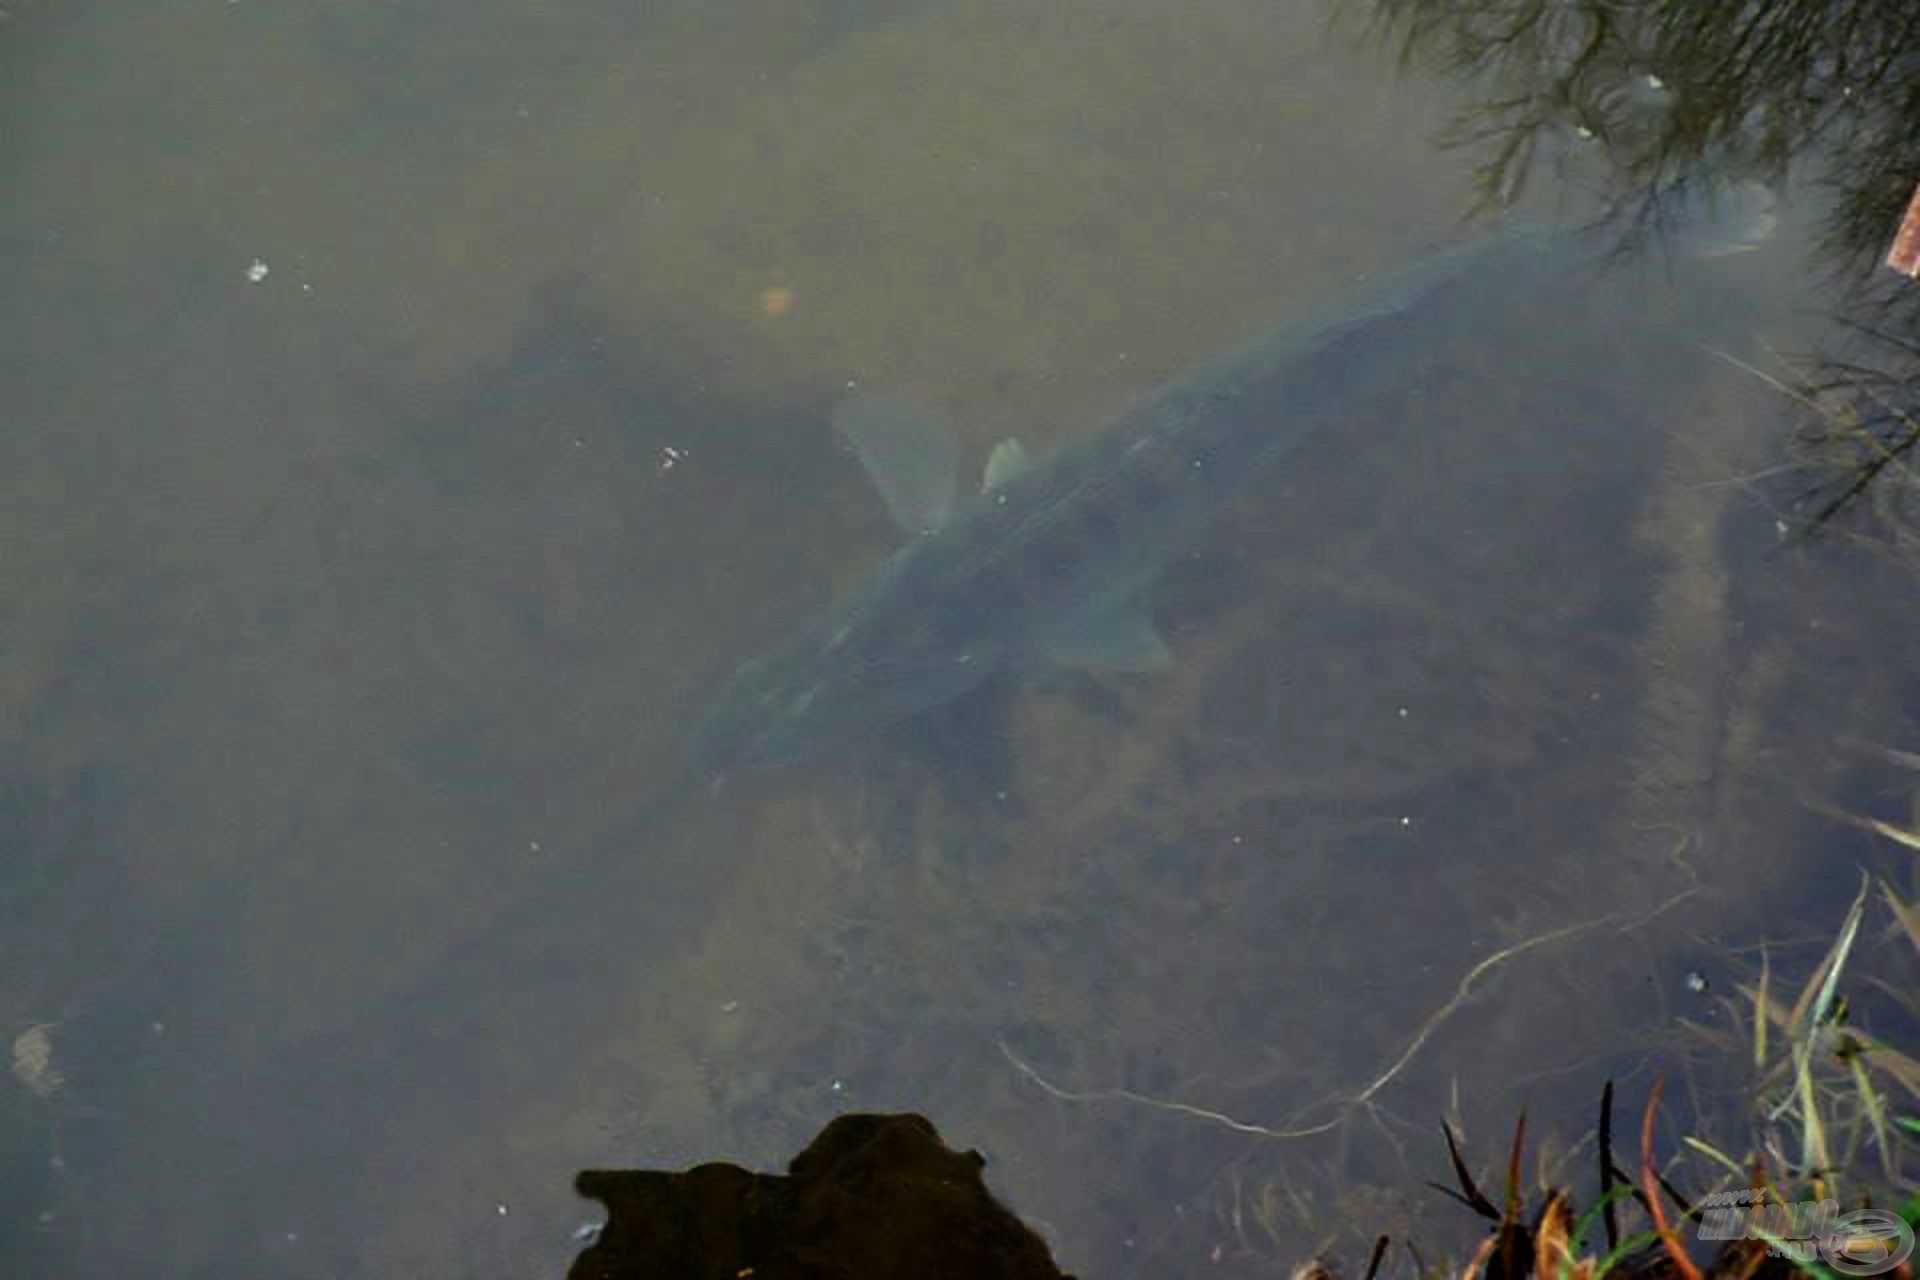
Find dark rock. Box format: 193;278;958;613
570;1112;1073;1280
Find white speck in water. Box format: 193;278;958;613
659;445;686;471
12;1023;62;1099
528;839;542;853
496;1203;510;1217
720;1000;739;1014
1685;970;1709;994
1399;816;1412;828
830;1079;844;1093
573;1222;604;1245
246;258;270;283
1645;73;1665;90
1396;706;1409;719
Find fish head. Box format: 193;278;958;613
687;602;998;775
686;629;848;774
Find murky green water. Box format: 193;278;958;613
4;2;1917;1277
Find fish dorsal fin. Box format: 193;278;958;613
982;437;1032;491
1038;598;1172;671
831;392;960;533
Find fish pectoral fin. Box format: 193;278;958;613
1038;601;1173;672
831;392;961;534
982;437;1032;490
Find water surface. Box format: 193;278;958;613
2;2;1908;1277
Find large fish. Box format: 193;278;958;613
689;184;1772;773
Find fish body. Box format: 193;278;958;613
690;189;1770;772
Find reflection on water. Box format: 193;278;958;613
2;1;1916;1277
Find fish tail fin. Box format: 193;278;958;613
1662;179;1778;257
